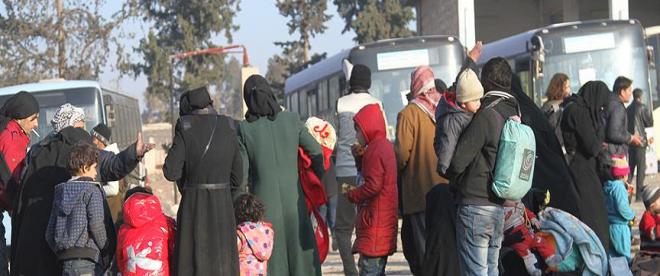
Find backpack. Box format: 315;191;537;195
486;94;536;200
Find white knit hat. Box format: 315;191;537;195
456;68;485;103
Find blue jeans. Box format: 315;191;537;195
358;255;388;276
319;194;338;230
456;204;505;276
62;259;103;276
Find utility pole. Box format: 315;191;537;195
56;0;66;78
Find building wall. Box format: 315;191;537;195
417;0;660;43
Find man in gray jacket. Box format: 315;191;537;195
606;76;642;158
627;88;654;200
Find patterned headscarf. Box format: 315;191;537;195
51;103;85;133
410;66;442;122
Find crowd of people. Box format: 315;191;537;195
0;41;659;276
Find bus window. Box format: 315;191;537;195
318;80;328;112
299;90;308;118
308;90;317;117
291;92;299;113
329;76;340;111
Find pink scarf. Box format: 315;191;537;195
410;66;442;121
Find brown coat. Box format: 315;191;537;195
395;104;448;215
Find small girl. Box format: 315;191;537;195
235;194;274;276
603;156;635;262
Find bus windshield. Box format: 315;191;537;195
536;24;651;106
351;44;463;135
0;87;103;143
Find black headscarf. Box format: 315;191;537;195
573;81;612;130
0;91;39;132
243;75;281;122
179;86;213;116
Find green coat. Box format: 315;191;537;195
238;111;324;276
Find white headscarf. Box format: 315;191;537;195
51;103;85;133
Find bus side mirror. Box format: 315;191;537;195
648;46;656;69
105;104;116;128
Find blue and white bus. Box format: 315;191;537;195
479;19;654;108
284;36;465;138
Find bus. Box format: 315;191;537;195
478;19;654;108
647;26;659;104
284;36;465;138
0;80;144;186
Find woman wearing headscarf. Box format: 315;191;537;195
395;65;447;274
560;81;612;251
163;86;243;275
238;75;325;276
11;103;151;276
0;91;39;275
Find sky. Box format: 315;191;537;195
98;1;356;110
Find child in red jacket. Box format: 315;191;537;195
116;187;176;276
640;183;660;252
342;103;398;275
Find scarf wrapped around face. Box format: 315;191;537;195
410;66;442;121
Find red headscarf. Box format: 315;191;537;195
410;66;442;121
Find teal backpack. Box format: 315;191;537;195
485;94;536;200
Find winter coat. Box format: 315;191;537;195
603;179;635;261
163;114;243;276
561;91;611;252
639;211;660;252
347;103;398;257
444;92;518;206
45;177;107;263
605;98;632;156
238;111;325;276
422;184;459;276
395;104;447;215
117;193;175;276
0;120;30;210
237;221;274;276
627;100;654;147
335;92;385;177
433;92;473;176
11;127;138;276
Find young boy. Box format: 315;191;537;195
435;68;484;175
603;156;635;261
640;182;660;252
342;103;398;275
46;142;107;276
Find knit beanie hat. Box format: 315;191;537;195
91;123;112;146
643;182;660;209
610;155;630;179
350;64;371;91
51;103;85;133
456;68;484;103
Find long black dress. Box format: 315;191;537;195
560;81;612;251
163;113;243;276
11;127;138;276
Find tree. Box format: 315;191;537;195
215;56;243;120
127;0;240;122
334;0;415;43
275;0;331;63
0;0;133;86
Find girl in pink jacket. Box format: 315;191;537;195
235;194;275;276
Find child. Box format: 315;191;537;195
434;68;484;175
603;156;635;261
502;201;559;275
640;182;660;252
46;142;107;276
116;186;176;276
235;194;274;276
342;103;398;275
